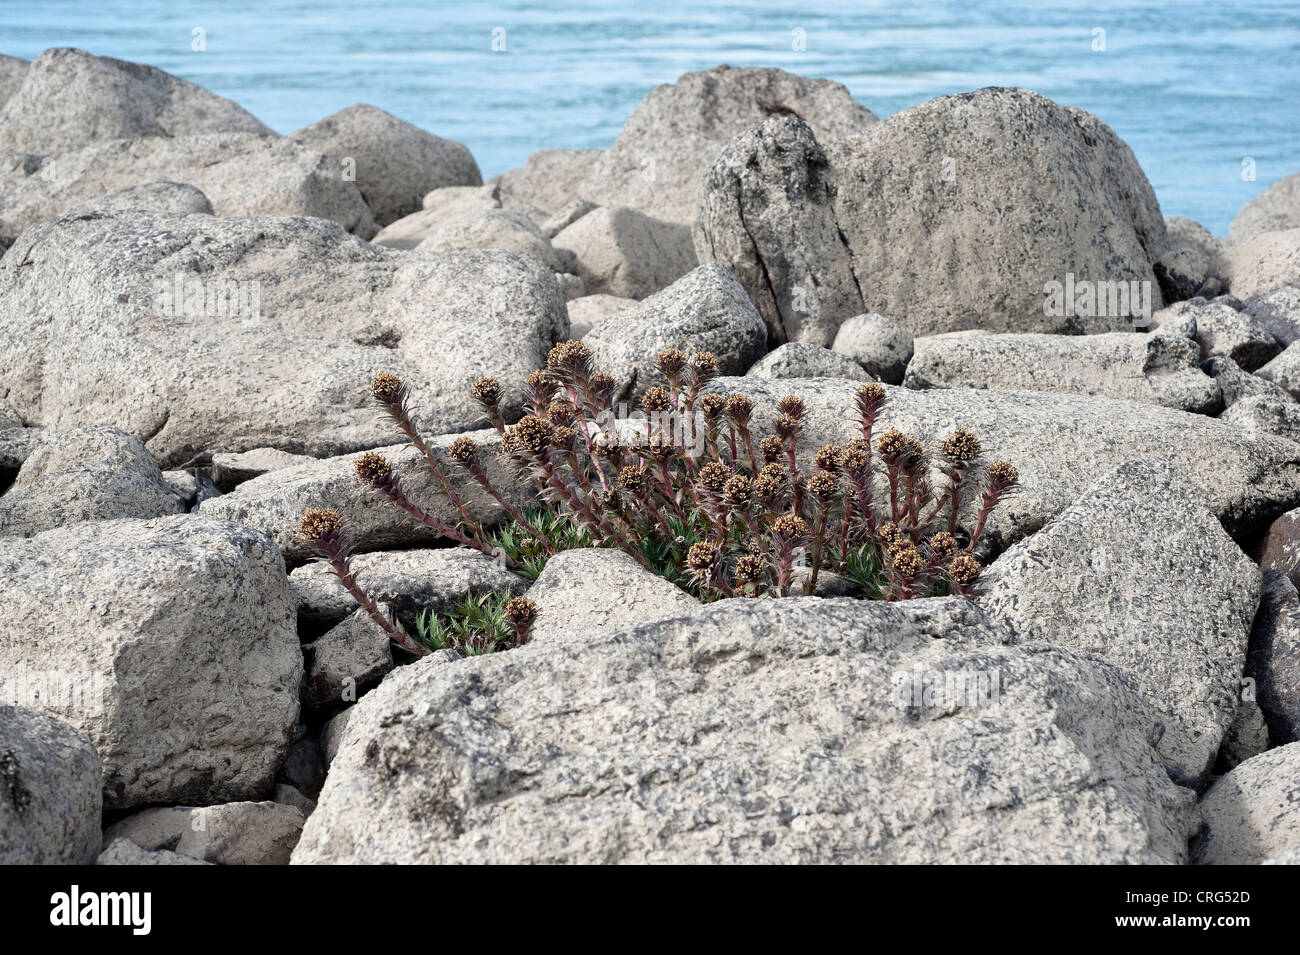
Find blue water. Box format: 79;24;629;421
3;1;1298;234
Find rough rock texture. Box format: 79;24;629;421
1256;341;1300;399
579;64;876;225
584;265;767;402
0;48;271;155
72;180;214;216
1217;700;1269;771
106;801;305;865
1192;743;1300;864
96;837;210;865
902;332;1220;413
1204;355;1295;409
978;460;1261;786
1154;298;1281;371
295;596;1194;864
831;313;914;384
1244;285;1300;347
0;55;27;108
290;104;481;226
0;516;301;809
1220;393;1300;444
1260;508;1300;588
746;342;874;381
303;610;394;709
1247;570;1300;743
0;213;567;464
0;704;102;864
1231;172;1300;242
525;548;698;642
291;547;525;628
552;205;697;299
1155;216;1226;300
495;148;602;222
418;208;564;271
704;376;1300;551
696;89;1168;340
371;184;500;249
210;447;317;492
320;709;352;767
568;293;634;338
1223;228;1300;303
0;133;377;242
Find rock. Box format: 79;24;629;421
579;64;875;225
0;55;27;108
0;427;185;536
273;783;315;817
552;205;697;300
96;837;210;865
903;331;1219;413
1216;700;1269;771
584;265;767;402
291;546;525;629
831;314;914;384
1247;570;1300;743
371;184;501;249
1260;509;1300;588
199;430;528;562
303;609;394;709
211;448;318;492
1155;216;1226;300
107;801;305;865
555;272;585;301
320;708;352;767
1264;847;1300;864
1192;743;1300;864
294;596;1194;864
1219;393;1300;444
1154;299;1281;371
1;133;377;243
978;460;1261;786
72;180;213;216
0;398;21;430
1151;308;1198;340
746;342;874;382
1231;172;1300;242
704;376;1300;552
495;148;601;222
418;208;565;271
290;104;481;227
525;548;698;642
1244;286;1300;347
0;213;567;464
541;197;597;239
278;734;325;797
1256;341;1300;399
696;89;1168;340
1203;355;1295;408
0;515;301;809
0;428;46;485
0;48;271;155
1223;227;1300;303
162;468;219;510
0;705;102;864
567;293;634;338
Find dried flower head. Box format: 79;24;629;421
617;464;647;493
760;434;785;464
546;400;577;428
723;474;752;509
777;395;805;419
698;461;731;492
370;372;405;405
701;393;727;420
525;370;556;408
509;415;554;453
733;554;764;584
928;531;958;559
877;429;908;460
656;348;687;378
690;352;718;377
775;414;800;440
551;426;576;450
814;445;843;473
771;513;809;539
300;507;345;543
590;372;617;405
891;544;926;578
841;444;869;474
949;553;982;585
504;596;539;631
940;428;981;463
809;470;839;502
725;393;754;426
987;461;1020;488
470;376;502;411
354;451;394;487
878;521;906;550
547;340;592;372
642;386;672;414
855;382;886;421
685;540;718;573
447;436;478;468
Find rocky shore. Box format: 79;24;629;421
3;49;1300;865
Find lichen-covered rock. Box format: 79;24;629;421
0;515;301;809
978;460;1261;786
0;705;102;864
1247;570;1300;744
1231;172;1300;242
746;342;874;382
1219;393;1300;444
210;448;317;492
552;205;697;299
1223;227;1300;303
1203;355;1295;408
1192;743;1300;864
294;597;1194;864
290;103;481;226
0;55;28;109
903;332;1220;413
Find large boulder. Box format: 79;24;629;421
1154;299;1281;371
977;460;1262;786
105;801;305;865
71;180;214;216
494;148;602;222
1244;285;1300;347
832;313;913;384
418;208;564;271
0;55;27;108
903;331;1221;414
290;104;481;227
746;342;873;382
0;212;567;465
294;597;1194;864
0;48;271;155
1192;743;1300;864
0;705;102;864
0;515;302;809
551;205;697;299
696;89;1169;341
579;65;876;225
1231;172;1300;242
1;133;377;242
1155;216;1226;300
1223;227;1300;303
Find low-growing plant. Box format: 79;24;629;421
414;591;538;656
301;340;1018;656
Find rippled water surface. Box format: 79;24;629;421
5;1;1298;233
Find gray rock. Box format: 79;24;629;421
1155;216;1226;300
0;213;567;464
567;293;634;338
1151;308;1198;340
495;148;602;222
584;265;767;402
211;447;318;492
831;314;914;384
273;783;316;817
107;801;305;865
320;708;352;767
746;342;874;382
1260;508;1300;589
0;48;271;155
1244;285;1300;347
1264;847;1300;865
1256;340;1300;399
1223;227;1300;303
1216;700;1269;771
0;55;27;108
1219;393;1300;444
1154;299;1281;371
371;184;501;249
903;331;1220;413
0;515;301;809
291;546;525;628
697;90;1167;339
294;596;1194;864
1192;742;1300;864
1203;355;1296;408
1247;570;1300;744
541;197;598;239
552;205;697;300
978;460;1261;786
304;609;394;709
0;705;102;864
278;733;324;797
579;64;876;225
72;180;213;216
0;398;21;430
161;468;219;510
418;208;564;271
525;548;698;642
1230;171;1300;242
96;837;210;865
290;104;481;227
